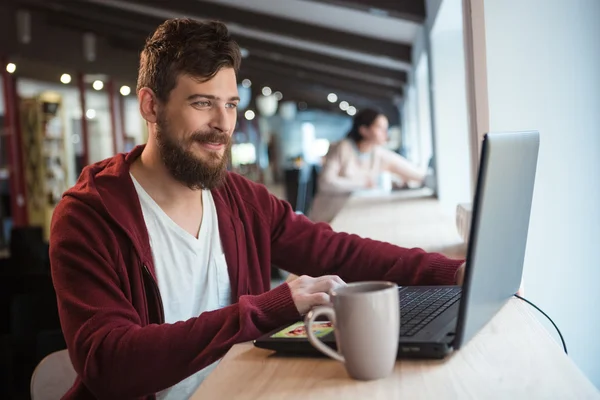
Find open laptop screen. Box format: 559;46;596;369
454;131;540;349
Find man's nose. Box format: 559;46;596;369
208;107;231;134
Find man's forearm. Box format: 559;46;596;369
60;285;299;398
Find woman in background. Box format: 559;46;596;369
308;108;426;223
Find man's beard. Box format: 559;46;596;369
155;113;231;190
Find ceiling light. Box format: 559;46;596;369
86;109;96;119
242;79;252;88
274;91;283;101
262;86;272;96
6;63;16;74
347;106;357;116
120;85;131;96
244;110;255;120
327;93;337;103
339;101;349;111
92;80;104;90
60;73;72;84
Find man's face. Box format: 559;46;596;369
155;67;239;190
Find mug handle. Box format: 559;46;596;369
304;306;344;363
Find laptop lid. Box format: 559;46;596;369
454;131;540;349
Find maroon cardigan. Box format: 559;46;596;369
49;145;463;399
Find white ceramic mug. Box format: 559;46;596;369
304;281;400;380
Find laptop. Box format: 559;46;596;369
254;131;540;359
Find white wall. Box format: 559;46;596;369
402;84;419;163
415;52;433;169
484;0;600;387
0;78;5;116
407;3;443;190
426;0;444;27
430;0;473;215
124;95;145;145
86;91;113;164
404;22;433;169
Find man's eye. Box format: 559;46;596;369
193;101;210;107
226;103;238;109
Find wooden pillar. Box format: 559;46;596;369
77;73;89;166
107;79;119;154
463;0;490;195
119;94;127;150
1;57;28;226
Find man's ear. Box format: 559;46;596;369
138;88;159;124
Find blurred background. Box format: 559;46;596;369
0;0;432;246
1;0;599;398
0;2;442;397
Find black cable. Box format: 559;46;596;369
514;294;568;355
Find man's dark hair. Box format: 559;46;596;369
137;18;242;102
346;108;385;143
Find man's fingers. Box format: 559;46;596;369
288;275;345;315
315;275;346;286
310;276;345;294
307;292;330;307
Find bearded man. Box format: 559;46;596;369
50;18;465;400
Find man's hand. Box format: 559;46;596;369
455;262;466;285
288;275;346;315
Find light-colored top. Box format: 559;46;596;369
309;139;425;222
131;175;231;399
191;192;600;400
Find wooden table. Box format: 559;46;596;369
192;191;600;399
331;189;467;259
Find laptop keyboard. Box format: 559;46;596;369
399;287;461;337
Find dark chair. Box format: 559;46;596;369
0;333;14;399
10;227;49;274
303;164;321;216
283;167;301;211
36;329;67;363
10;291;63;396
285;164;321;215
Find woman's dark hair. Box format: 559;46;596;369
346;108;385;143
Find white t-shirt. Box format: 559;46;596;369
131;175;231;399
